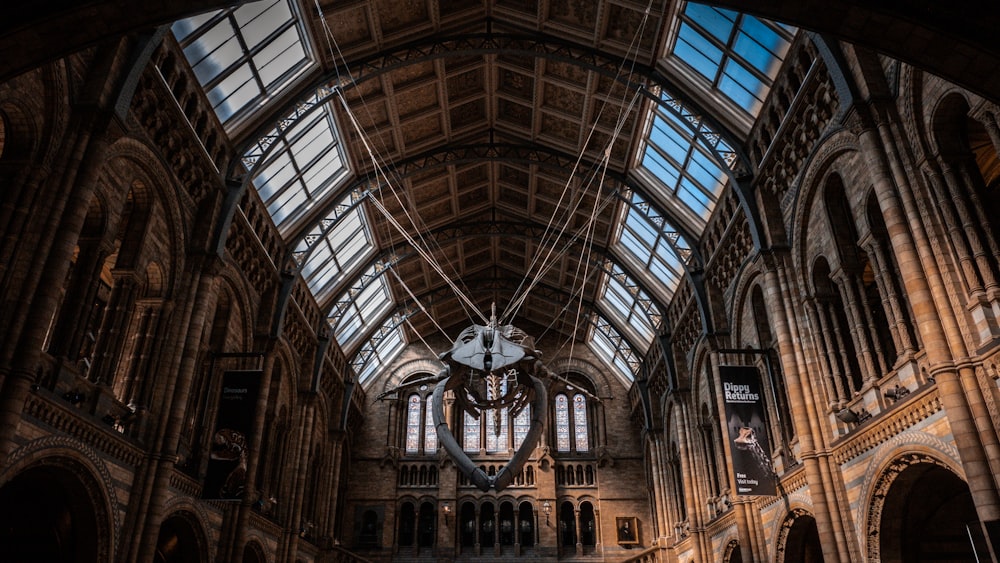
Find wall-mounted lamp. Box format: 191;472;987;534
542;501;551;526
442;501;451;525
883;384;910;402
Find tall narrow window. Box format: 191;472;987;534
405;395;421;454
573;394;590;452
513;405;531;449
555;394;571;452
423;399;438;453
486;380;509;453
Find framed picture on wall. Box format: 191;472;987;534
616;516;639;546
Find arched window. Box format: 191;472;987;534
405;395;421;454
573;394;589;451
554;392;591;453
513;406;530;449
403;392;438;456
423;399;437;453
461;377;533;454
555;394;571;452
485;379;510;453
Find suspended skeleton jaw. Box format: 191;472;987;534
445;324;527;375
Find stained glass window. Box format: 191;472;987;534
513;405;531;449
463;408;480;452
405;395;421;454
573;394;590;452
555;394;571;452
424;398;438;453
485;379;509;453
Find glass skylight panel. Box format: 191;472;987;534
172;0;313;126
251;104;350;233
331;266;394;348
294;196;374;305
352;314;407;385
639;95;728;225
671;2;792;116
615;193;686;300
597;266;659;350
589;314;640;383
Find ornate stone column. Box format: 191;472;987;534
0;104;113;460
758;249;854;562
857;101;1000;547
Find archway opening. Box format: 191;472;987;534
783;514;824;563
879;463;987;561
725;540;743;563
155;513;204;563
0;464;102;562
241;541;265;563
518;501;535;548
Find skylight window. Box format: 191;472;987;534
638;94;729;229
328;263;395;351
671;2;792;116
596;262;662;352
589;314;641;383
294;194;375;306
172;0;313;125
250;103;350;234
614;191;688;302
352;313;408;385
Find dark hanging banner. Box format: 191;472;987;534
719;365;776;496
203;369;262;500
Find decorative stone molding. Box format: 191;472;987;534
833;387;945;464
773;507;811;561
862;452;956;562
2;436;120;560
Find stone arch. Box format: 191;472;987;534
99;136;190;292
773;507;824;563
0;100;36;164
547;356;614;398
146;260;165;298
242;537;268;563
862;446;977;562
0;451;116;562
722;537;743;563
157;509;211;563
1;436;119;559
789;128;861;279
376;357;446;396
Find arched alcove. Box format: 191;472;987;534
0;463;106;561
242;540;266;563
156;512;207;563
875;460;987;561
778;511;824;563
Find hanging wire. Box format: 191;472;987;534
501;0;657;332
312;0;661;373
312;0;487;329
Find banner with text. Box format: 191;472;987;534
719;365;776;496
203;369;262;500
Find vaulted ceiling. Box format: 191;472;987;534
12;0;992;386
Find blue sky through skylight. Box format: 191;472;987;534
172;0;313;126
